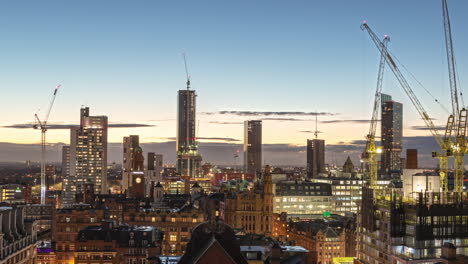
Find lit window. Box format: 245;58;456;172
170;235;177;241
65;217;70;223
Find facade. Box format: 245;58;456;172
0;206;38;264
402;169;440;195
406;149;418;169
224;166;274;236
357;188;468;264
51;205;106;263
329;178;364;216
272;212;288;242
123;206;205;256
273;181;333;219
146;153;163;196
176;89;202;178
244;120;262;176
61;145;71;178
288;221;346;264
381;94;403;175
122;135;140;194
0;184;26;203
45;165;56;190
307;139;325;178
63;107;108;205
74;222;162;264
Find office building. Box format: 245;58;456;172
176;89;202;178
0;184;26;203
146;153;163;195
244;120;262;175
45;164;56;190
307;139;325;178
273;181;333;219
381;94;403;175
122;135;141;194
63;107;108;205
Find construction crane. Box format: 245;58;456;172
442;0;465;192
363;34;389;188
34;84;61;205
361;22;450;191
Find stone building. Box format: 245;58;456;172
223;166;274;236
0;206;38;264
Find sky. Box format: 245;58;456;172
1;0;467;165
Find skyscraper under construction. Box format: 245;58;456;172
176;86;202;178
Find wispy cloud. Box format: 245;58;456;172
3;123;155;129
320;119;374;124
202;111;335;116
298;130;323;133
157;137;240;142
411;125;445;131
208;121;243;125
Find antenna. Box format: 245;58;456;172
314;112;321;139
183;52;191;90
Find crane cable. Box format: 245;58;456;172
388;49;451;115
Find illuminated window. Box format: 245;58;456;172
171;217;176;223
65;217;70;223
170;235;177;241
192;218;197;223
152;217;156;222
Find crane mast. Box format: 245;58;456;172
361;22;449;190
442;0;465;192
34;84;61;205
364;34;389;188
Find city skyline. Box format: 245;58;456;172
1;0;468;166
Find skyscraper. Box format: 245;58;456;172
306;139;325;178
63;107;108;205
176;89;202;178
122;135;141;194
406;149;418;169
244;120;262;175
381;94;403;175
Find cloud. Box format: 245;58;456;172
320;119;375;124
157;137;240;142
3;123;155;129
208;121;243;125
298;130;323;133
411;125;445;131
202;111;335;116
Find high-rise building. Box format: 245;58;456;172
146;153;163;195
244;120;262;175
381;94;403;175
61;145;70;178
307;139;325;178
406;149;418;169
176;89;202;178
63;107;108;206
122;135;140;193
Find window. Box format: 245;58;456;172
170;235;177;241
192;218;197;223
151;217;156;223
90;217;95;223
65;217;70;223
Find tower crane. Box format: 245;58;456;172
34;84;61;205
361;22;450;191
442;0;465;192
363;34;389;188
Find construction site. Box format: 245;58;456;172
357;1;468;263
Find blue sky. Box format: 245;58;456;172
0;0;467;149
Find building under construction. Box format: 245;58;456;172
356;187;468;264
